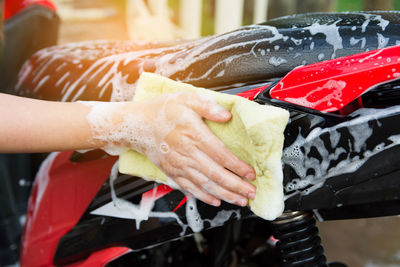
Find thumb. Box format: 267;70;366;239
182;93;231;122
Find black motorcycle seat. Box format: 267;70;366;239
15;11;400;102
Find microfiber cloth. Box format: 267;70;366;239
119;72;289;220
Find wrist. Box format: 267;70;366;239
81;101;131;155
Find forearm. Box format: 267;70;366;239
0;93;102;153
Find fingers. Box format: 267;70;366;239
161;150;254;207
179;93;232;122
173;177;221;207
193;149;256;200
193;121;256;181
179;93;256;180
151;92;259;208
187;168;249;207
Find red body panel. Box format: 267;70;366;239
20;152;124;267
4;0;57;20
270;45;400;112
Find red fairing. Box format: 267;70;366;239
270;45;400;112
4;0;57;20
20;152;126;267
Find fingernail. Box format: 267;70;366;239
245;173;256;180
210;105;227;116
248;192;256;200
220;110;231;119
212;199;221;207
238;198;247;207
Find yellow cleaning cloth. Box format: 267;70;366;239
119;72;289;220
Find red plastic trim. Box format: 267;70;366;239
20;152;118;267
5;0;57;20
270;45;400;112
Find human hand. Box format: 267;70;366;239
124;93;257;206
85;93;257;207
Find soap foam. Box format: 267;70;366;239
81;97;178;161
160;142;170;154
305;19;343;59
91;160;243;234
80;101;131;155
284;106;400;197
269;56;288;66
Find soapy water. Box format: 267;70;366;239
269;56;288;66
305;19;343;59
283;105;400;196
79;101;132;156
159;142;170;154
29;26;289;102
360;13;389;33
350;37;367;49
377;33;390;49
81;95;187;161
91;160;241;233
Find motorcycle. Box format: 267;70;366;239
13;9;400;267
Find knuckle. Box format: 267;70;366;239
211;171;224;185
200;180;216;194
189;170;208;186
197;176;210;187
159;158;179;176
179;134;195;148
237;162;251;176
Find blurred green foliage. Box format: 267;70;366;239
394;0;400;10
337;0;400;11
337;0;363;11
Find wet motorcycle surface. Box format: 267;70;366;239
16;11;400;267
